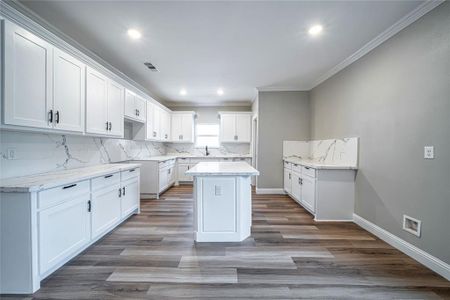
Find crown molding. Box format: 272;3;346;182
310;0;444;90
0;0;163;104
256;86;309;92
165;101;252;108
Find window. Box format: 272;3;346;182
195;123;220;148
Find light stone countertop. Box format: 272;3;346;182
283;157;358;170
186;162;259;176
132;154;252;162
0;163;141;193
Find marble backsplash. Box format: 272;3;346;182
0;131;251;179
165;143;250;157
283;137;359;167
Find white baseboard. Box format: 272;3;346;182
353;214;450;281
255;188;286;195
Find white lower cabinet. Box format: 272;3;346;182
301;174;316;212
283;168;292;194
177;163;193;182
134;159;176;198
0;166;140;294
91;183;121;240
38;195;90;276
283;160;355;221
121;176;140;218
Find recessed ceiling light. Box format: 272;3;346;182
127;28;142;40
217;88;224;96
308;24;323;36
179;88;187;96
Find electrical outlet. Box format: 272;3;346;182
7;148;16;160
214;185;222;196
424;146;434;159
403;215;421;237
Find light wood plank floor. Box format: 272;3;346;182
5;185;450;299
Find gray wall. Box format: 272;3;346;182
310;3;450;263
257;91;310;189
169;106;251;124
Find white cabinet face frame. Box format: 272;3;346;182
52;48;85;133
4;21;53;129
124;89;136;119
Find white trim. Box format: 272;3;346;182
257;86;308;92
255;188;285;195
165;101;252;107
353;214;450;281
311;0;443;89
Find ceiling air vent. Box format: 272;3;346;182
144;62;159;72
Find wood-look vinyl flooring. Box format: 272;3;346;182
3;185;449;299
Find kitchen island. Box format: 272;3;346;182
186;162;259;242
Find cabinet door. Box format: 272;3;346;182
177;164;190;182
160;110;170;141
107;80;124;137
201;177;236;232
146;102;155;140
53;48;85;133
91;186;121;239
135;96;146;122
167;165;176;185
291;172;301;202
220;114;236;142
153;106;161;140
235;114;251;142
301;176;316;213
182;114;194;143
86;67;108;135
284;168;292;194
159;167;168;192
124;90;136;119
121;178;139;218
38;196;90;275
171;114;183;141
4;21;53;129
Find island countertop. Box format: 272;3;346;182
186;162;259;176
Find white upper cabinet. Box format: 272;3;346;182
86;67;124;137
3;21;53;129
220;114;236;142
171;112;194;143
134;96;146;123
145;102;155;140
86;67;109;135
219;112;252;143
107;80;124;137
153;105;161;140
53;48;85;133
124;90;146;123
160;109;171;141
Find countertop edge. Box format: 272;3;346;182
283;158;358;170
1;163;141;193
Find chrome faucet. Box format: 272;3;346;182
205;145;210;156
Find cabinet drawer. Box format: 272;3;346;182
92;172;120;191
189;158;204;164
292;163;302;174
159;159;176;169
121;167;139;182
220;157;233;162
284;161;292;170
38;180;90;210
302;166;316;178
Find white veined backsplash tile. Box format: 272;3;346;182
165;143;250;157
0;130;166;179
283;137;358;167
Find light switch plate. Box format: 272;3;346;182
7;148;16;160
424;146;434;159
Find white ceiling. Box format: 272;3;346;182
21;0;424;105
